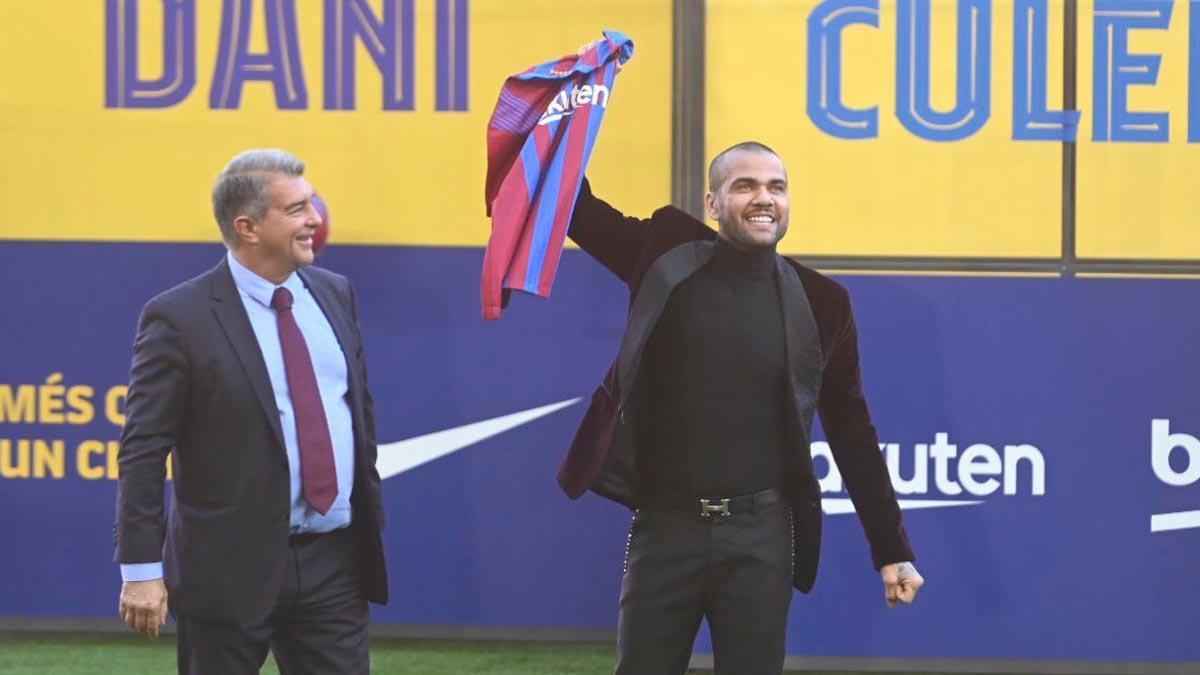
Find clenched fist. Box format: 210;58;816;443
119;578;169;638
880;561;924;608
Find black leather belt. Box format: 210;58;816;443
648;486;787;518
288;526;349;547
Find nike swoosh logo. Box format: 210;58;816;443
538;110;575;125
376;398;582;480
1151;509;1200;533
822;498;983;515
377;406;996;514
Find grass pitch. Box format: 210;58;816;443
0;632;615;674
0;632;989;674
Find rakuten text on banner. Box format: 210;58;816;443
0;0;671;247
707;0;1067;259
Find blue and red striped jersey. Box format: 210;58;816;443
481;30;634;320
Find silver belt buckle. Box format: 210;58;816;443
699;498;731;517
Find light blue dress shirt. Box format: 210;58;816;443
121;253;357;582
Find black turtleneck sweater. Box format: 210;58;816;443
634;236;791;498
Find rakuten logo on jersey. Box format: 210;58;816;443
538;84;610;125
812;432;1046;515
1150;419;1200;533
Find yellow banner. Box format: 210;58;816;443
707;0;1066;258
1076;0;1200;260
0;0;672;246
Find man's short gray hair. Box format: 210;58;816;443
212;149;306;246
707;141;782;192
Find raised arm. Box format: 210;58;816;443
567;178;653;285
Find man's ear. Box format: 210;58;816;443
704;192;720;221
233;216;258;245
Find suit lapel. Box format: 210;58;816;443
777;258;824;414
615;240;715;405
298;268;361;401
209;259;286;450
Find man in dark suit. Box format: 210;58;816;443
556;142;924;674
114;149;387;674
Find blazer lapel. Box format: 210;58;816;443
298;268;360;399
615;240;715;406
776;258;824;414
209;259;286;450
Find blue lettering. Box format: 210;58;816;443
436;0;470;111
896;0;992;141
1189;0;1199;142
210;0;308;110
1093;0;1172;142
105;0;196;109
807;0;880;139
1013;0;1080;140
324;0;414;111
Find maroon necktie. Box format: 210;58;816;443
271;287;338;515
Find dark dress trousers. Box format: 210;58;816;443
557;180;914;592
114;258;387;627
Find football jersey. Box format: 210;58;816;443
481;30;634;320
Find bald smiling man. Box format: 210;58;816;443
554;141;924;675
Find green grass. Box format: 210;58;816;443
0;632;986;674
0;632;617;675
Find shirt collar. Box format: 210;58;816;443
713;235;776;280
226;251;303;309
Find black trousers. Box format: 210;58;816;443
614;495;794;675
175;527;369;675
